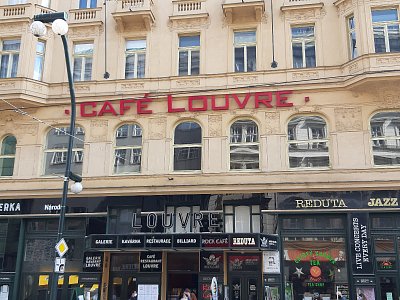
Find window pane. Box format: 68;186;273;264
84;57;92;80
252;215;260;233
74;44;93;55
225;215;233;233
0;158;14;176
288;116;327;141
174;122;201;144
125;54;135;79
234;47;244;72
289;142;329;168
114;149;141;173
230;145;259;170
179;35;200;47
371;216;395;228
73;57;83;81
372;9;398;23
33;55;44;80
375;237;395;253
3;40;20;51
126;40;146;51
0;55;9;78
292;26;314;38
374;26;386;53
191;50;200;75
178;51;189;76
10;54;18;77
230;120;258;143
350;31;358;58
292;42;303;68
1;136;16;155
388;25;400;52
137;53;145;78
234;31;256;44
235;206;250;233
173;147;201;171
247;46;256;71
305;41;316;68
116;125;142;147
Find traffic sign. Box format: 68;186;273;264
55;238;69;258
55;257;66;273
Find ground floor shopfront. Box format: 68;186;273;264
0;191;399;300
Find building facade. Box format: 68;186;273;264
0;0;400;299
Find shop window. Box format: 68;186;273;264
73;43;93;81
347;15;358;59
283;237;348;300
224;205;261;233
173;121;202;171
178;35;200;76
0;135;16;176
372;9;400;53
375;237;395;254
125;40;146;79
370;112;400;166
108;208;138;234
371;215;396;228
167;252;198;271
165;206;200;233
114;124;142;174
0;39;20;78
376;256;397;271
44;126;85;175
111;253;139;272
288;116;329;168
33;40;45;81
234;31;256;72
282;216;345;230
230;120;259;170
291;26;316;68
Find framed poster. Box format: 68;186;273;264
263;251;280;274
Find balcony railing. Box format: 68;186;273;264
171;0;207;18
0;3;54;21
69;7;102;25
112;0;155;31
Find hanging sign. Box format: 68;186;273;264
139;251;162;272
200;251;223;273
83;252;103;272
350;213;373;274
55;238;68;258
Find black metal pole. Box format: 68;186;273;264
48;34;76;300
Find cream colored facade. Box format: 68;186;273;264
0;0;400;199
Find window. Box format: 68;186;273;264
125;40;146;79
370;112;400;166
79;0;96;8
8;0;26;4
44;126;85;175
224;205;261;233
234;31;256;72
288;116;329;168
33;41;45;81
114;124;142;173
0;136;16;176
372;9;400;53
165;206;201;233
347;15;358;59
73;43;93;81
230;120;259;170
0;40;20;78
292;26;316;68
173;121;201;171
178;35;200;76
41;0;50;7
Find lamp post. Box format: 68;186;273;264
30;12;83;300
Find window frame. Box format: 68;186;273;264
347;14;358;59
0;135;16;177
178;34;200;76
125;39;146;79
224;204;261;233
72;42;94;82
0;39;20;78
233;30;257;73
371;8;400;53
291;25;316;69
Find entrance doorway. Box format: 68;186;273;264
230;276;261;300
378;276;399;300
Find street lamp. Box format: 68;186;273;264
30;12;83;300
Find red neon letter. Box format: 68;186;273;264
80;102;97;117
98;101;118;116
119;99;135;115
167;95;186;113
188;96;208;112
211;95;229;111
276;90;294;107
232;93;251;109
255;92;273;108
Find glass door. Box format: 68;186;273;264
109;274;138;300
229;276;260;300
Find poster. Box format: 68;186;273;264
138;284;159;300
356;287;375;300
263;251;280;274
265;286;279;300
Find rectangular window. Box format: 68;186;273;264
41;0;50;7
33;41;45;81
178;35;200;76
73;43;93;81
291;26;316;68
0;40;20;78
234;31;256;72
347;15;358;59
372;9;400;53
79;0;96;8
125;40;146;79
224;205;260;233
8;0;26;4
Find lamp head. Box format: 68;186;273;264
30;21;47;37
52;19;69;35
70;182;83;194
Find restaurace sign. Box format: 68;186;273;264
75;90;297;117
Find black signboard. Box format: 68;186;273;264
200;251;223;273
83;252;103;272
145;235;172;248
139;251;162;272
259;234;278;250
228;254;261;272
230;234;258;248
354;277;376;285
201;235;229;248
0;200;28;215
350;213;373;274
173;234;201;248
118;235;145;248
91;235;117;249
0;274;14;283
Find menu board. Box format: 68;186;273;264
138;284;159;300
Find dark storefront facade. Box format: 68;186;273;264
0;191;399;300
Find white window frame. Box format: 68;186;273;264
33;40;45;81
178;35;200;76
291;26;316;68
0;39;20;78
233;31;256;73
73;42;93;82
125;39;146;79
372;9;400;53
114;124;142;174
347;15;358;59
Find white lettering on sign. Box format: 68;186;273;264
44;204;61;211
121;239;142;244
295;199;347;208
367;198;398;207
95;239;113;245
0;202;21;212
232;237;256;246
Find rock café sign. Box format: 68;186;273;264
69;90;304;117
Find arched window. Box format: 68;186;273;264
0;135;16;176
288;116;329;168
229;120;259;170
370;112;400;166
173;121;201;171
114;124;142;173
44;126;85;175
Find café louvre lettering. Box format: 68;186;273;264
77;91;296;117
350;213;373;274
139;251;162;272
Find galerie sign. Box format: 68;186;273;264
350;213;373;274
